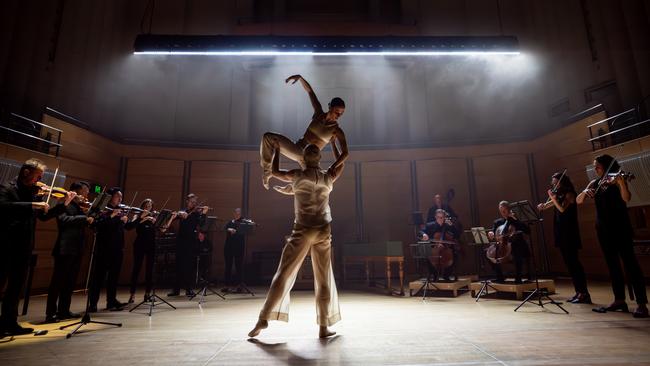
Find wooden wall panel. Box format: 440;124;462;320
361;161;413;266
188;161;244;280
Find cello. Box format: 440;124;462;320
429;215;458;274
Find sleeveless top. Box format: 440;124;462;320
304;112;339;147
292;168;333;227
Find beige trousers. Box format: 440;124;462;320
259;223;341;326
260;132;306;175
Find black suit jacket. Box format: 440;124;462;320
0;179;65;255
53;202;89;256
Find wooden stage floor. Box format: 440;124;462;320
1;280;649;365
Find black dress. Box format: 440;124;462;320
590;180;647;304
552;192;588;294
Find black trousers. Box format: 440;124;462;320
224;244;244;286
558;246;589;294
130;244;154;294
0;249;29;326
46;254;82;317
174;248;195;292
597;229;647;304
89;249;124;307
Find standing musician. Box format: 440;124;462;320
537;172;591;304
89;187;137;312
167;193;208;297
426;194;458;223
128;199;157;304
577;154;648;318
223;208;246;292
260;74;348;191
45;181;95;323
0;158;74;336
487;201;531;284
418;209;460;280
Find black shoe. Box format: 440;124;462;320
4;323;34;336
57;312;82;320
107;304;124;312
43;315;59;324
633;307;649;318
514;279;523;284
144;293;151;301
185;290;196;297
567;293;579;302
167;291;180;297
593;302;629;313
570;293;592;304
128;294;135;303
88;305;98;313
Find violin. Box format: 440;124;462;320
35;182;69;199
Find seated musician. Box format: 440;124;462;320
487;201;530;284
419;209;459;281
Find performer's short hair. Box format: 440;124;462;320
21;158;46;172
107;187;122;196
498;200;510;208
329;97;345;108
435;209;447;217
69;181;89;192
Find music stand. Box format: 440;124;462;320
466;227;500;302
232;220;256;296
130;209;177;315
190;216;225;304
60;193;123;338
510;200;567;313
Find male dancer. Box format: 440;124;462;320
260;74;348;190
249;144;346;338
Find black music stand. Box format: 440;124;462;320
130;209;177;316
410;241;440;300
224;219;256;296
510;200;567;313
60;193;123;338
467;227;500;302
190;216;225;304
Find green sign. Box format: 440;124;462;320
94;185;102;194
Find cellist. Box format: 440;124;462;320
419;209;459;281
487;201;530;284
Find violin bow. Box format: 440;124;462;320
45;165;60;205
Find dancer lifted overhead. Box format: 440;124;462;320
260;74;348;190
249;144;346;339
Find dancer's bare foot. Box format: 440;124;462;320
248;319;268;338
319;326;336;338
273;184;294;195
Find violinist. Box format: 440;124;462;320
128;199;157;304
487;201;530;284
537;172;590;304
89;187;137;312
223;208;246;291
45;181;95;323
577;154;648;318
0;158;74;336
419;209;459;281
167;193;208;297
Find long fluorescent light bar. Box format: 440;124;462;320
133;35;520;56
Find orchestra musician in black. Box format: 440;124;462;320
167;193;208;297
128;199;157;304
487;201;531;284
419;209;459;280
88;187;137;312
223;208;246;291
45;181;95;323
0;158;74;336
426;194;458;223
537;172;590;304
577;154;648;318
